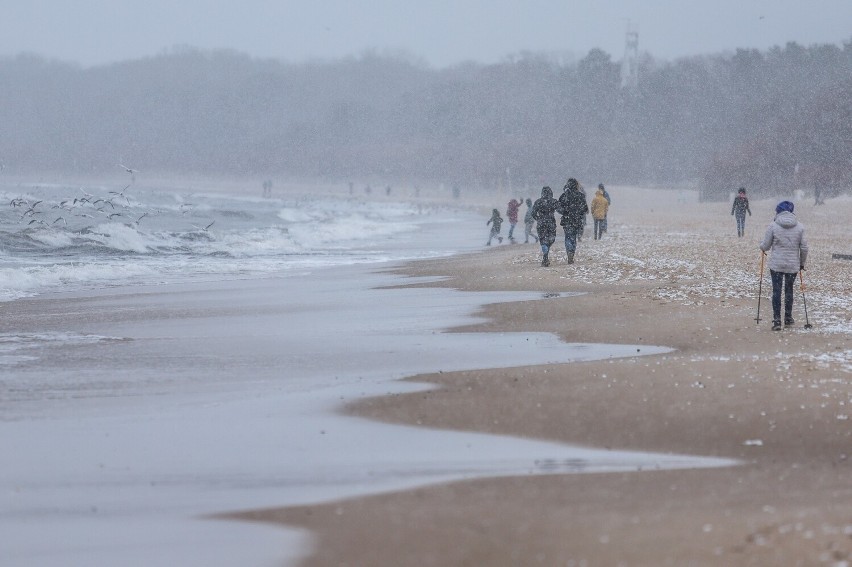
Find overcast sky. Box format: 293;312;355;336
2;0;851;68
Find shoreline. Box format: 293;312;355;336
227;191;852;565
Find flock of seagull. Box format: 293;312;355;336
6;166;216;233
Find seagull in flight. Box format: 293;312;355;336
118;163;140;174
192;220;215;231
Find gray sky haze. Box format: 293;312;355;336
1;0;851;67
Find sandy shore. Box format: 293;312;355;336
229;188;852;566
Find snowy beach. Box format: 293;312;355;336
0;181;747;566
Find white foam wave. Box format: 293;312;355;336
87;222;157;253
0;185;478;302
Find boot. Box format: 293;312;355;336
772;320;782;331
566;252;574;264
541;254;550;267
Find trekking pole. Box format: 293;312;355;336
755;251;766;324
799;270;813;329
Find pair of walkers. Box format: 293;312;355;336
759;200;809;331
530;178;589;267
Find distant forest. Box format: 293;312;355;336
1;40;850;198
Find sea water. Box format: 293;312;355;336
0;180;475;302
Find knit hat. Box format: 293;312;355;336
775;200;794;214
738;187;746;195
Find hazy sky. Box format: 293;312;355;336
2;0;851;68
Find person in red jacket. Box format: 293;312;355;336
506;197;522;242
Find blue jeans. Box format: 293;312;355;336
770;270;797;323
563;226;579;254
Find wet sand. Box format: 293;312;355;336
229;190;852;566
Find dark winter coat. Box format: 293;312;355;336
759;211;808;273
557;187;589;230
487;211;503;233
731;195;751;217
531;187;558;246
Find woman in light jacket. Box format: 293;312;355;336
759;201;808;331
590;187;610;240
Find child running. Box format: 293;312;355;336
486;209;504;246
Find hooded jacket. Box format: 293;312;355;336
590;189;609;220
759;211;808;273
557;186;589;230
531;187;559;245
506;199;522;223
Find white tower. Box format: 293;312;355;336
621;25;639;89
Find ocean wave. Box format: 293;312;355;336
0;183;470;301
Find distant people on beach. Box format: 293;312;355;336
590;185;610;240
523;198;538;244
262;180;273;198
486;208;504;246
814;182;825;206
557;178;589;264
531;186;558;266
731;187;752;237
506;197;522;242
759;200;808;331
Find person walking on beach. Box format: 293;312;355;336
731;187;752;237
531;186;558;266
590;186;610;240
486;208;504;246
506;197;522;242
599;184;611;234
759;200;808;331
557;178;589;264
523;198;538;244
576;181;588;241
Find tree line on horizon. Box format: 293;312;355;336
0;40;850;199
